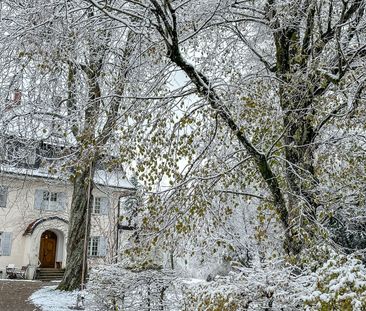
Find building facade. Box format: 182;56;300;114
0;167;134;279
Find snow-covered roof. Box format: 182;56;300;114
0;165;62;180
94;169;135;189
0;165;135;190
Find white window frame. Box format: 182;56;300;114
41;191;59;210
34;189;66;211
91;196;109;215
92;197;102;214
87;236;106;257
88;236;100;257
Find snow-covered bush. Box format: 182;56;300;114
181;261;308;310
89;258;311;310
182;278;250;310
89;251;366;311
303;252;366;310
88;261;182;311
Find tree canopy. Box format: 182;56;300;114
0;0;365;304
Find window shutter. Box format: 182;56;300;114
98;236;107;256
2;232;12;256
100;197;110;215
34;190;44;210
57;192;66;211
0;186;8;208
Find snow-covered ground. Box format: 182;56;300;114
29;285;96;311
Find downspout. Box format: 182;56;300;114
115;195;123;264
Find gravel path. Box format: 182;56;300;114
0;280;44;311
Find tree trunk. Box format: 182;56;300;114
282;99;318;254
274;28;319;254
58;161;95;291
267;0;365;255
57;28;133;290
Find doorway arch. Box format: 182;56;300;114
39;230;57;268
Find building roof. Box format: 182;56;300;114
0;165;135;190
94;170;135;189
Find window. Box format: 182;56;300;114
0;232;12;256
87;236;106;257
91;196;109;215
88;237;99;256
92;197;101;214
5;144;19;162
50;192;58;202
34;189;66;211
39;142;63;159
0;186;8;208
5;143;36;165
42;191;58;210
42;191;49;202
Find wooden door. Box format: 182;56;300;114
39;230;57;268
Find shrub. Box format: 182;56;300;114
182;261;307;310
88;261;182;311
303;252;366;310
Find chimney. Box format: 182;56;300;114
13;89;22;105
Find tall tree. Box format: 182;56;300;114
55;7;137;290
90;0;366;257
0;0;139;290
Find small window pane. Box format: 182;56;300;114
93;197;101;214
92;237;99;256
42;191;50;201
50;192;58;202
88;237;100;256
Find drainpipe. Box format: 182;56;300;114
81;165;92;290
115;195;123;264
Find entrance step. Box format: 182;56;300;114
36;268;65;281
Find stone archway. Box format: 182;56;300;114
24;217;68;279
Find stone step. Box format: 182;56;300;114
38;277;63;281
38;272;65;275
39;272;64;275
36;268;65;281
38;273;65;277
37;276;64;281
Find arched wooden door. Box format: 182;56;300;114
39;230;57;268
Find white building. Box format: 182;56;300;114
0;156;135;279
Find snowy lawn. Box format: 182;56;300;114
29;285;96;311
